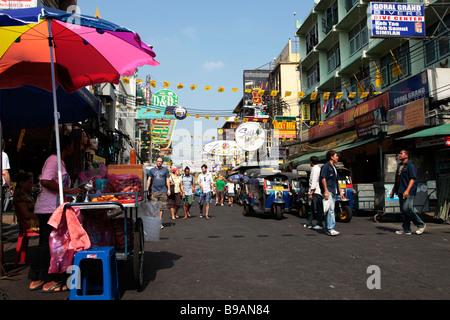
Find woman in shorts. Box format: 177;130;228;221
168;168;183;219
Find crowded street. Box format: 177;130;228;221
1;200;450;303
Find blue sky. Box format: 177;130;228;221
77;0;313;165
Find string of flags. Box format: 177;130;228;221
121;79;384;99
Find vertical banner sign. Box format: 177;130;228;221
368;3;425;38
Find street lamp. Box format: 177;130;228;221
371;121;389;181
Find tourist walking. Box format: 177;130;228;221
168;168;183;220
304;156;323;230
198;164;214;220
390;150;426;235
215;176;226;206
181;166;195;218
320;150;344;236
147;156;171;223
225;178;235;206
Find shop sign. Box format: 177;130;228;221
235;122;266;151
354;107;387;138
152;89;178;107
273;120;297;139
309;92;390;140
138;105;187;120
389;71;428;108
301;103;310;121
387;98;425;134
203;140;242;156
243;70;270;106
0;0;37;9
368;3;425;38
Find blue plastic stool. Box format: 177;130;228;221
69;246;120;300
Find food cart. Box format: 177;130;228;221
64;164;147;291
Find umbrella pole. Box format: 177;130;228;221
47;19;64;205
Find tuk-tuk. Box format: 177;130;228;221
296;162;353;223
242;169;290;220
283;172;310;217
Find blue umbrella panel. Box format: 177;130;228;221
0;85;102;132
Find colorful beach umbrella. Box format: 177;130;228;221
0;6;159;202
0;6;159;92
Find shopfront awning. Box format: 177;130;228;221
0;85;103;132
282;137;378;168
397;123;450;140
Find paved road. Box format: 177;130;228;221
1;201;450;303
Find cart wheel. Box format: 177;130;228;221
133;217;144;291
337;205;352;223
374;213;383;223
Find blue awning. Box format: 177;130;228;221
0;85;102;132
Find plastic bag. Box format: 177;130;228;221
142;216;162;242
78;164;107;183
48;207;84;274
83;210;115;247
323;198;330;215
139;201;162;242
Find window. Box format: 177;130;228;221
327;43;341;73
306;63;320;90
350;66;370;103
344;0;358;12
306;24;318;55
349;19;368;56
424;15;450;66
380;42;411;87
323;1;338;35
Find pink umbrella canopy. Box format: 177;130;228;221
0;6;159;92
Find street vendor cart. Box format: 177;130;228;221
64;196;145;291
64;164;148;292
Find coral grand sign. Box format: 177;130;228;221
368;2;426;38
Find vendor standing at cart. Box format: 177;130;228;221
147;156;171;225
29;134;84;292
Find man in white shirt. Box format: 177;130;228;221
2;139;12;209
197;164;215;220
303;156;323;230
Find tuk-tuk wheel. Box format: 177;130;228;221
243;202;249;216
274;205;283;220
298;204;307;218
337;205;352;223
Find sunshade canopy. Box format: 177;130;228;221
0;85;102;131
397;123;450;140
0;6;158;93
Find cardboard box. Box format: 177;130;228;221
107;164;144;180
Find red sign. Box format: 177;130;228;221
309;92;390;140
445;137;450;147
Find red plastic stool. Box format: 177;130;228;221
14;219;39;267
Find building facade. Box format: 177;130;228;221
288;0;449;217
